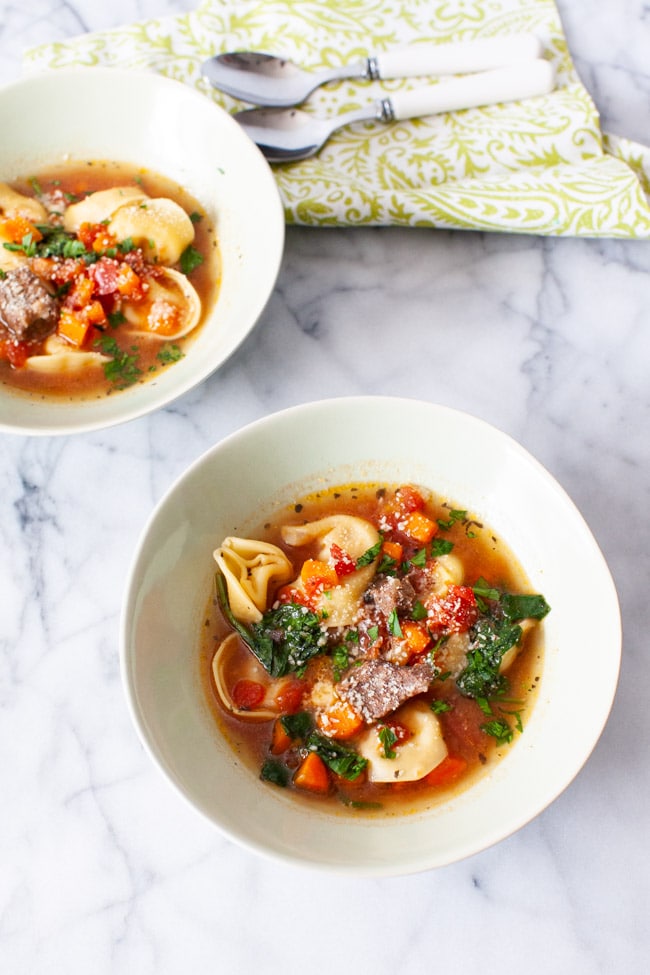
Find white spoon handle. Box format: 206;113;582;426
389;59;555;121
375;33;543;79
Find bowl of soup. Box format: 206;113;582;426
121;396;621;875
0;67;284;435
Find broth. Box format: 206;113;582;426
0;161;220;400
201;483;547;817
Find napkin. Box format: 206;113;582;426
24;0;650;237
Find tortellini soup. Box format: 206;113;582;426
202;482;550;816
0;161;219;399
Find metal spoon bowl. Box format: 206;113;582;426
202;34;544;108
234;60;556;163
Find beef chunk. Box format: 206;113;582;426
0;264;59;343
337;659;434;722
363;574;416;618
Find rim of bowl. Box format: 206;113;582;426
119;395;622;875
0;67;285;436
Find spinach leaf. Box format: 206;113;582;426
215;573;324;677
457;616;522;699
306;732;367;781
260;759;289;787
280;712;312;740
501;593;551;621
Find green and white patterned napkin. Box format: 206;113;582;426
24;0;650;236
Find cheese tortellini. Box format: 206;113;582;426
281;515;381;627
0;182;47;223
64;187;195;266
212;633;290;721
356;700;448;783
25;335;110;374
213;537;294;624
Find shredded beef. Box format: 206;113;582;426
363;574;416;618
337;659;434;722
0;264;59;343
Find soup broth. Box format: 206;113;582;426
202;483;548;817
0;161;219;400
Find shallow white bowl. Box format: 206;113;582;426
0;67;284;436
121;397;621;876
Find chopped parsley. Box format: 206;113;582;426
431;537;454;556
156;343;184;365
437;508;467;530
429;699;452;714
179;244;204;275
387;608;402;637
331;644;349;681
356;538;382;568
482;719;514;746
378;725;398;759
94;336;142;389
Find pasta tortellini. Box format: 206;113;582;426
121;267;201;341
108;197;195;266
62;186;148;232
25;335;110;374
213;537;294;624
356;700;448;783
0;182;47;222
281;514;381;627
212;633;295;722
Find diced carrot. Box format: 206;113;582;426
293;751;331;794
0;216;42;244
147;299;181;336
67;274;94;309
57;308;91;347
116;263;142;297
316;698;364;740
300;558;339;596
231;679;265;711
421;755;468;787
403;510;438;543
270;718;293;755
92;231;118;253
401;620;432;658
381;540;403;564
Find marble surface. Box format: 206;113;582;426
1;2;649;972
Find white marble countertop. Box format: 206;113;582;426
1;2;649;972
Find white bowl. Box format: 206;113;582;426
0;68;284;436
121;397;621;875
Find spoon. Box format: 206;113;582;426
234;60;556;163
202;33;543;108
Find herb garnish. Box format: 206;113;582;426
260;759;289;787
482;719;514;746
94;336;142;388
378;726;398;759
356;538;382;568
156;344;184;365
437;509;467;530
179;244;204;275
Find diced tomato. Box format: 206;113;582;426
329;542;356;576
274;678;306;715
381;484;426;530
231;679;265;711
276;585;315;611
90;257;120;295
426;585;478;634
0;338;31;367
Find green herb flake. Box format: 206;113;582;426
408;547;428;568
378;725;398;759
482;719;514;746
94;336;142;389
156;344;184;365
331;644;349;682
387;609;403;638
411;600;427;621
437;509;467;531
430;537;454;556
367;625;379;643
179;244;204;275
356;538;382;568
429;699;452;714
